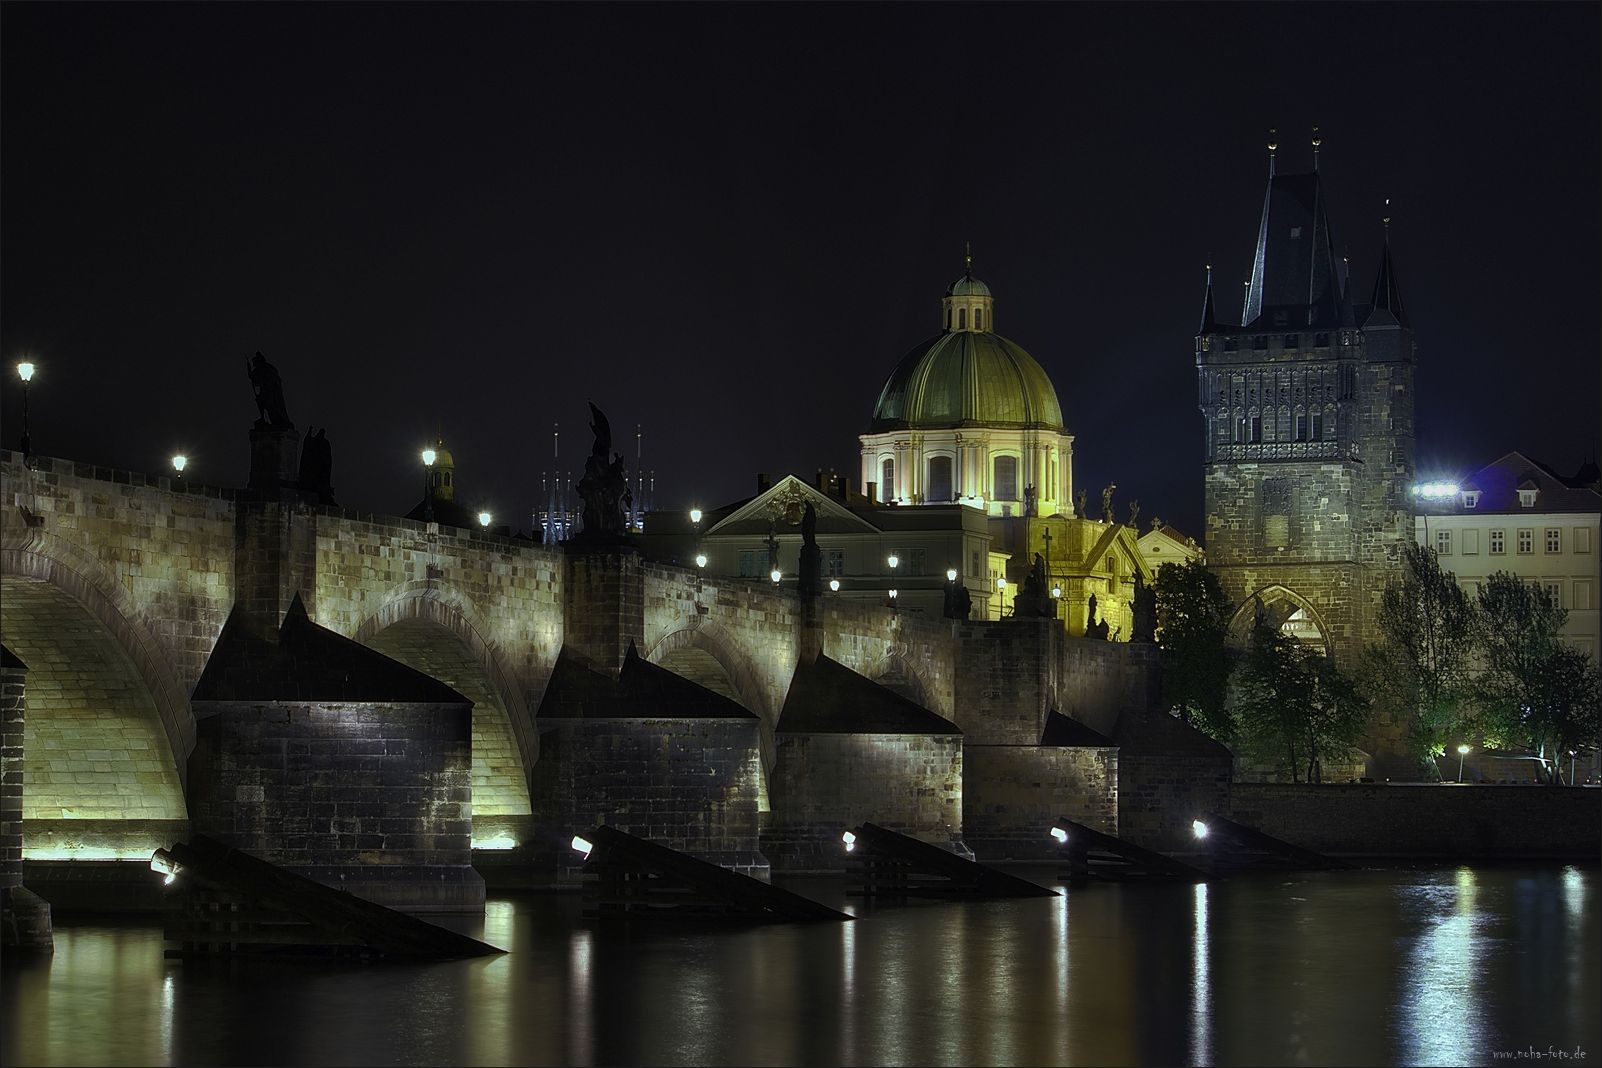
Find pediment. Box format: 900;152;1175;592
706;476;880;535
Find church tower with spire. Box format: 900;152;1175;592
1194;131;1416;692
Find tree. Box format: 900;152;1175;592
1476;573;1601;782
1234;618;1369;783
1366;541;1479;777
1153;559;1236;741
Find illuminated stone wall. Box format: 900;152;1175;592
764;733;963;872
1;650;24;886
962;744;1118;860
187;698;479;909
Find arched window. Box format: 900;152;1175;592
1250;411;1262;444
927;456;953;502
881;458;894;502
974;307;984;331
944;307;951;329
993;456;1019;501
1311;409;1323;440
957;307;967;330
1295;409;1307;441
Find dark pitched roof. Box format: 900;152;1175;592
1040;710;1115;747
1;644;27;672
1242;171;1344;331
1112;707;1233;759
536;643;757;720
776;653;960;735
192;595;468;704
1449;451;1602;516
1365;236;1408;328
1197;271;1217;333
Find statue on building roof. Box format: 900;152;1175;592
1127;499;1140;529
247;352;292;429
1075;489;1088;518
1101;483;1117;524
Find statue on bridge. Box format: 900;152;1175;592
297;426;336;506
1085;592;1110;640
797;502;821;598
247;352;293;429
575;402;629;539
1011;552;1056;619
1130;572;1157;643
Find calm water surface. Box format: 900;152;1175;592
3;865;1597;1067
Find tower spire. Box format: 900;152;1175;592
1312;125;1321;171
964;240;972;277
1368;200;1407;327
1267;127;1278;177
1198;264;1217;333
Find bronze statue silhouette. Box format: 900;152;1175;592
575;402;628;538
1101;482;1117;524
1130;572;1157;642
296;426;336;505
247;352;292;429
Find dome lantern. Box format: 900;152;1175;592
941;243;995;333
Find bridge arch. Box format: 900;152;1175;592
1228;584;1334;656
865;648;937;711
2;535;194;786
645;621;778;780
354;584;536;821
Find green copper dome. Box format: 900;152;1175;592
946;273;992;297
868;331;1064;433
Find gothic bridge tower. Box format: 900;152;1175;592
1195;132;1415;675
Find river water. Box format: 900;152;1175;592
3;865;1597;1067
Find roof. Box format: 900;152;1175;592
1;644;27;672
193;595;469;704
946;273;992;297
1440;451;1602;516
537;643;757;720
1243;171;1344;330
776;653;961;735
1365;236;1408;328
868;330;1064;433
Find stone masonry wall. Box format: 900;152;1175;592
962;744;1117;861
1056;637;1159;737
1230;783;1601;858
1;658;23;887
951;619;1056;744
1118;745;1233;852
764;733;962;872
186;699;472;872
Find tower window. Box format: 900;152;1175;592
1250;413;1262;444
974;308;984;330
881;459;894;502
1295;411;1307;441
1311;410;1323;440
927;456;953;503
958;308;967;330
993;456;1019;501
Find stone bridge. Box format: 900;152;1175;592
1;446;1189;889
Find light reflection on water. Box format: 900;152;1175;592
2;866;1596;1067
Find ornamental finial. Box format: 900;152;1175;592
964;240;972;276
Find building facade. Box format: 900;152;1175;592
1196;151;1415;669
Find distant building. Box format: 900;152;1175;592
1137;521;1204;575
1414;451;1601;660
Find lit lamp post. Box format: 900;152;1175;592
829;578;840;593
996;576;1007;619
16;361;35;461
478;510;492;530
421;447;437;523
1457;743;1471;784
694;553;708;569
887;588;898;610
171;454;188;484
1568;749;1577;787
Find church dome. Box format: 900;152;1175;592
868;331;1063;432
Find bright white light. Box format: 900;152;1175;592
421;448;437;466
829;578;840;592
1457;744;1471;755
770;568;782;583
996;577;1007;590
1051;585;1062;598
171;455;188;473
472;834;518;851
695;554;708;568
887;555;899;569
164;872;177;885
1192;820;1210;840
888;589;898;599
689;507;703;524
946;568;958;582
1412;481;1459;500
571;835;593;856
16;361;35;383
842;830;857;852
1050;826;1068;843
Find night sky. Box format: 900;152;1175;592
3;3;1597;539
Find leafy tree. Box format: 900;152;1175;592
1476;573;1601;782
1153;559;1237;741
1235;618;1369;782
1366;541;1479;776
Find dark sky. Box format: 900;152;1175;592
3;3;1598;537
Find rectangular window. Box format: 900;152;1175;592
1543;581;1562;607
971;550;981;578
1517;529;1533;554
1284;334;1299;349
1546;528;1562;553
1311;410;1323;440
1463;491;1480;509
1575;580;1593;611
1250;414;1261;443
1253;336;1267;351
738;549;766;578
1435;530;1452;555
1463;529;1480;554
907;548;927;576
1578;528;1593;553
824;549;845;576
1490;530;1505;555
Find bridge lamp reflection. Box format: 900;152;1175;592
1191;820;1210;840
171;454;188;474
695;553;708;569
842;830;857;853
1050;826;1068;843
571;835;594;857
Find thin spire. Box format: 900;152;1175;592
1198;263;1217;333
964;240;972;277
1241;279;1251;323
1267;127;1278;178
1367;201;1408;327
1311;125;1321;171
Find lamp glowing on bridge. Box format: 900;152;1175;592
1049;826;1068;843
16;361;35;382
842;830;857;853
1051;585;1062;598
887;555;899;569
829;578;840;592
946;568;958;582
171;454;188;474
888;589;898;600
421;448;437;467
695;553;708;569
1192;820;1210;840
571;835;593;857
689;507;703;524
477;511;492;528
770;568;782;584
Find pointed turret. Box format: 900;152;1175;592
1243;169;1344;330
1366;217;1408;328
1198;265;1217;333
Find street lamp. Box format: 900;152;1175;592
171;454;188;475
695;553;708;569
1569;749;1577;786
1457;744;1471;783
16;361;35;460
1051;585;1062;599
478;511;492;530
689;507;703;525
887;588;898;608
421;448;437;523
996;576;1007;618
946;568;958;582
829;578;840;593
887;554;899;574
770;568;782;584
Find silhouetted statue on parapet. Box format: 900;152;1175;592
297;426;336;505
1011;553;1055;619
1130;572;1157;643
247;352;292;429
1101;482;1117;524
1086;592;1110;640
575;402;628;539
797;503;822;598
944;571;973;620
